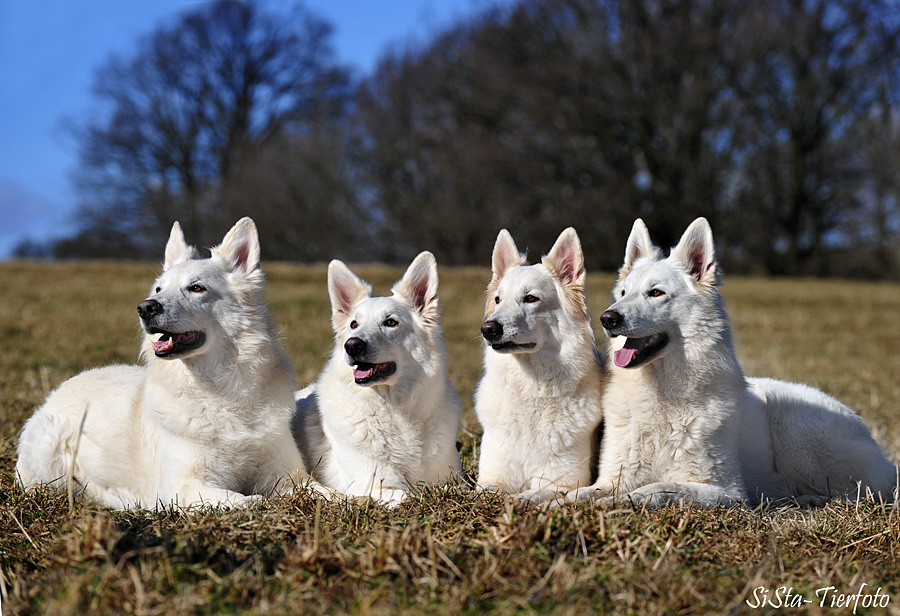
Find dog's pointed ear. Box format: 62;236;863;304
672;217;719;286
163;221;198;271
393;251;440;324
491;229;526;278
216;217;261;276
486;229;527;315
327;260;372;330
616;218;659;285
542;228;585;287
624;219;655;269
543;228;589;319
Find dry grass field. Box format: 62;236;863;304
2;260;900;614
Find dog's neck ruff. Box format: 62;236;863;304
616;321;743;401
500;336;601;397
148;324;292;404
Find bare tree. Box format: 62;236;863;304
351;18;525;265
352;0;746;269
221;128;365;262
352;0;900;275
57;0;900;276
841;105;900;278
728;0;900;275
64;0;351;259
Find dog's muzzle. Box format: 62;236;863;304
138;299;206;358
613;333;669;368
601;310;668;368
600;310;624;333
138;299;163;321
481;320;537;352
481;320;503;342
344;336;397;385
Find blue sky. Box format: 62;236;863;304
0;0;497;258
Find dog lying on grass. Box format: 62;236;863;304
16;218;313;509
293;252;463;506
570;217;897;508
475;228;606;502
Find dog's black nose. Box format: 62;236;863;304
481;320;503;342
600;310;623;330
344;336;367;357
137;299;163;320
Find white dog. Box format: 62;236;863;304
571;217;896;507
474;228;606;501
16;218;312;509
293;252;462;506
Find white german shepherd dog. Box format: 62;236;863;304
293;252;462;506
16;218;312;509
571;217;896;507
475;228;606;501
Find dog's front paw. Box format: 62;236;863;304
474;482;503;494
302;479;339;500
181;487;264;509
517;487;566;506
622;484;688;508
373;488;407;508
564;483;613;504
223;493;265;508
564;486;592;503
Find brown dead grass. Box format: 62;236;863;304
2;261;900;615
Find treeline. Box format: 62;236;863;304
21;0;900;277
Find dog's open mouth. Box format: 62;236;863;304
352;361;397;385
491;341;537;353
151;328;206;358
614;333;669;368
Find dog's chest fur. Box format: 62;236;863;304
475;345;603;418
309;361;455;490
479;354;602;439
150;359;295;482
326;387;425;459
601;367;742;489
475;347;604;490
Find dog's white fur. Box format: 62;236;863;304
293;252;462;506
571;217;896;507
16;218;311;509
474;228;606;501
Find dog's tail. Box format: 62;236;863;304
15;406;86;493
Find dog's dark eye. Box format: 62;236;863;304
494;296;500;304
383;318;398;327
350;320;358;329
523;294;539;303
648;288;665;298
621;289;625;297
155;286;162;294
188;284;206;293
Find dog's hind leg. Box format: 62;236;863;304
625;481;745;508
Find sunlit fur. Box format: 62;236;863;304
293;252;462;506
571;217;897;507
475;228;606;502
16;218;312;509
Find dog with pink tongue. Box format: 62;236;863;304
569;217;897;508
16;218;315;509
293;252;463;506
